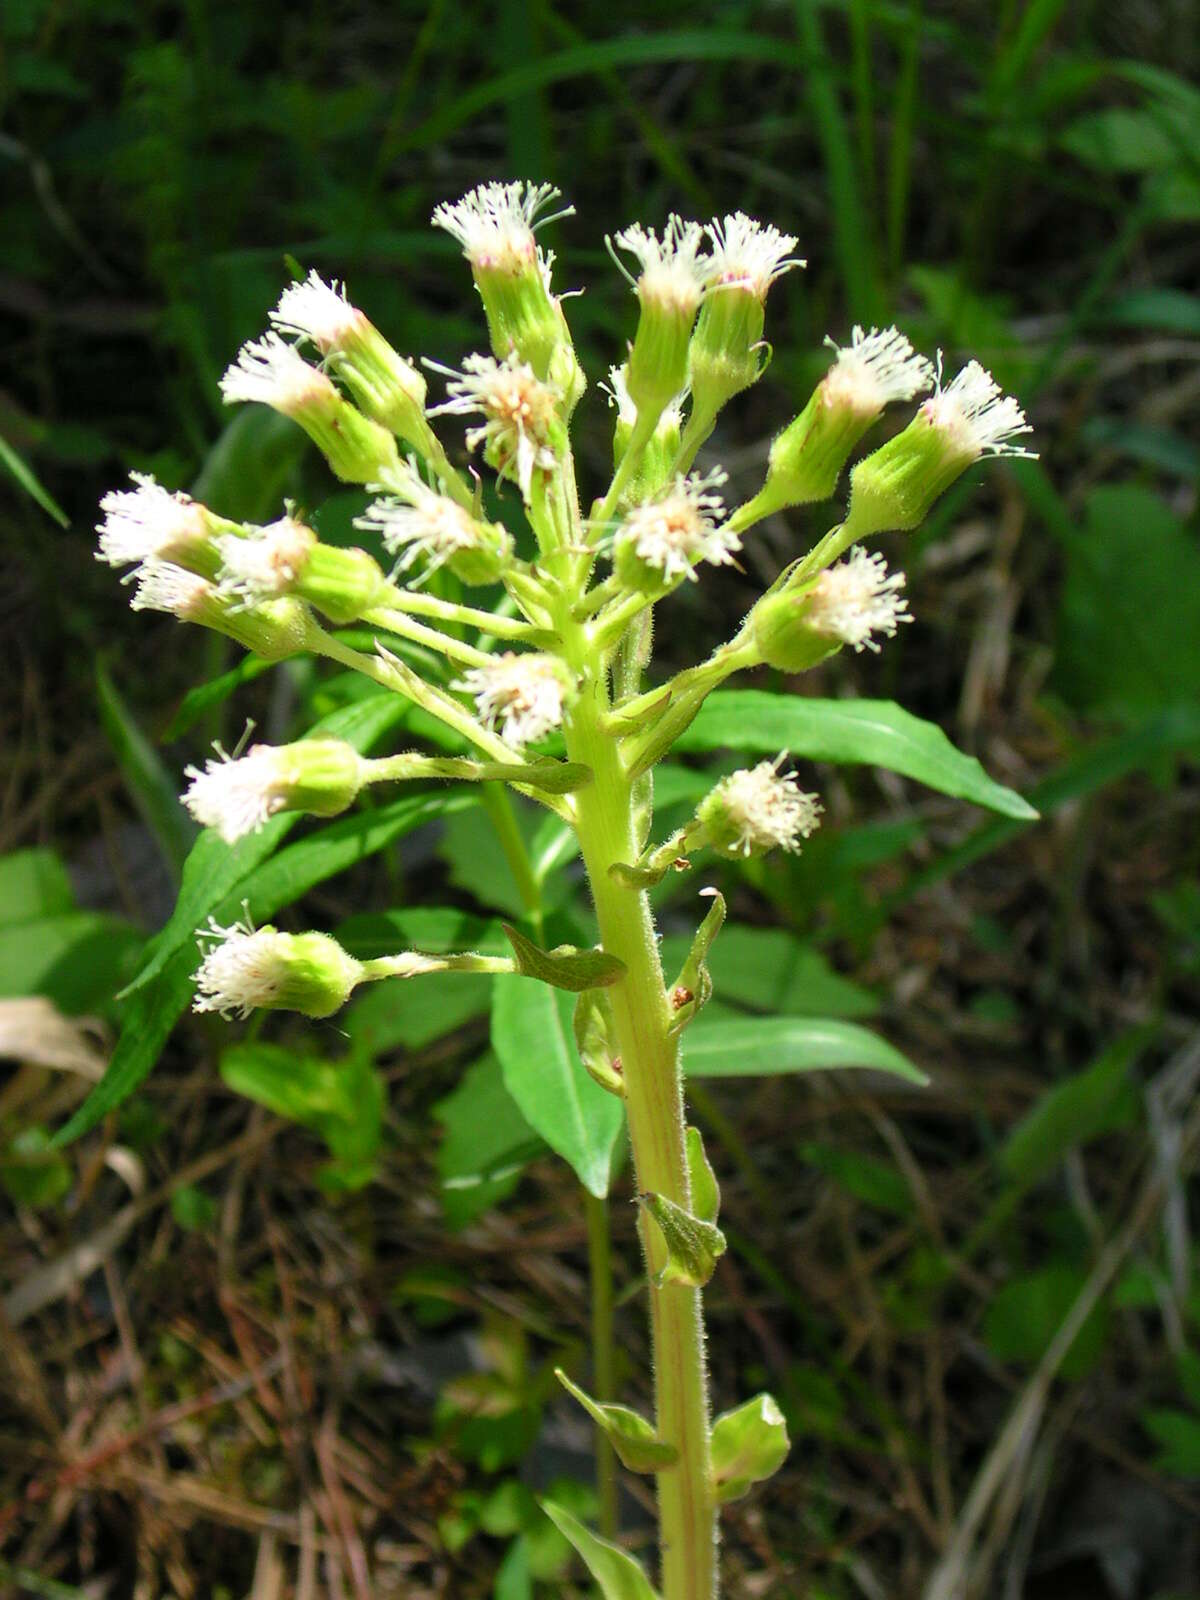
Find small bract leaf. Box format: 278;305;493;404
710;1392;790;1503
668;889;725;1033
638;1191;726;1288
502;924;626;992
573;990;624;1098
540;1501;661;1600
686;1126;720;1225
555;1369;678;1472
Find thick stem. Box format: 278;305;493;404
563;675;717;1600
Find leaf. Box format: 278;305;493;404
1104;287;1200;336
677;692;1037;820
710;1393;790;1503
984;1263;1110;1381
97;660;197;878
999;1031;1144;1189
162;655;273;741
0;911;144;1017
1141;1408;1200;1478
0;431;69;526
573;989;623;1096
338;907;509;958
190;406;309;522
682;1016;927;1084
491;976;625;1197
539;1501;660;1600
666;890;724;1032
0;849;74;925
434;1054;546;1228
125;692;409;995
658;924;878;1019
686;1126;720;1225
502;924;625;992
554;1370;678;1472
638;1191;726;1288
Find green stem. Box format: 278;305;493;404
480;781;545;942
361;606;493;668
374;582;540;641
584;1189;620;1540
594;407;659;526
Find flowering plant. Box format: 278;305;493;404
92;179;1035;1597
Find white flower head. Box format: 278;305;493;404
706;759;823;856
823;326;934;413
213;517;314;608
705;212;805;298
611;215;709;314
427;351;559;498
269;269;364;353
806;547;912;653
193;917;288;1018
617;469;737;583
432;180;572;281
129;560;213;619
183;745;294;841
456;652;569;747
219;332;337;413
96;472;209;569
921;357;1037;459
356;477;485;578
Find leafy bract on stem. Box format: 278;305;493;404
95;188;1035;1600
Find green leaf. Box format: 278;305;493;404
96;660;196;878
999;1032;1144;1189
162;655;273;741
502;924;625;992
0;431;69;526
638;1191;726;1288
658;924;877;1019
554;1370;678;1472
677;692;1037;820
539;1501;660;1600
1104;287;1200;336
338;906;508;959
435;1053;546;1228
0;911;144;1016
0;849;74;925
190;406;308;522
491;976;625;1197
682;1016;926;1084
710;1393;790;1503
984;1263;1109;1381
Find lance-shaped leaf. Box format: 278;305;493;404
540;1501;661;1600
639;1191;726;1288
668;889;725;1033
555;1369;678;1472
710;1393;790;1503
686;1125;720;1225
502;924;625;993
574;989;624;1097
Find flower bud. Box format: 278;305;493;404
695;760;821;860
688;213;804;421
269;271;429;446
130;561;312;660
752;547;911;671
212;517;388;625
611;216;708;418
432;181;580;392
747;328;934;519
220;333;400;484
96;472;229;580
612;470;736;596
193;920;363;1019
846;358;1035;537
357;468;513;587
605;368;684;499
183;739;367;842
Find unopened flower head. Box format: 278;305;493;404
704;213;804;299
270;270;364;353
615;470;737;590
823;326;934;414
356;472;511;586
613;216;709;316
128;559;311;659
129;559;214;620
219;332;336;415
456;652;570;747
697;759;822;859
920;357;1036;460
213;517;315;608
432;180;571;278
806;548;911;652
193;917;363;1020
428;352;559;499
96;472;214;572
184;738;365;842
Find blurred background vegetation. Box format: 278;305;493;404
2;2;1199;1596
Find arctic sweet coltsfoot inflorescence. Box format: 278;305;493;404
97;179;1034;1599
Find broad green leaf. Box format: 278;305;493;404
539;1501;660;1600
491;976;625;1197
502;924;625;992
658;925;877;1019
435;1053;546;1228
999;1031;1144;1188
97;660;196;878
984;1263;1109;1381
0;911;143;1016
0;849;74;925
125;693;408;995
678;692;1037;820
682;1016;926;1083
338;907;508;959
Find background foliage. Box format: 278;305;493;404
2;2;1198;1596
